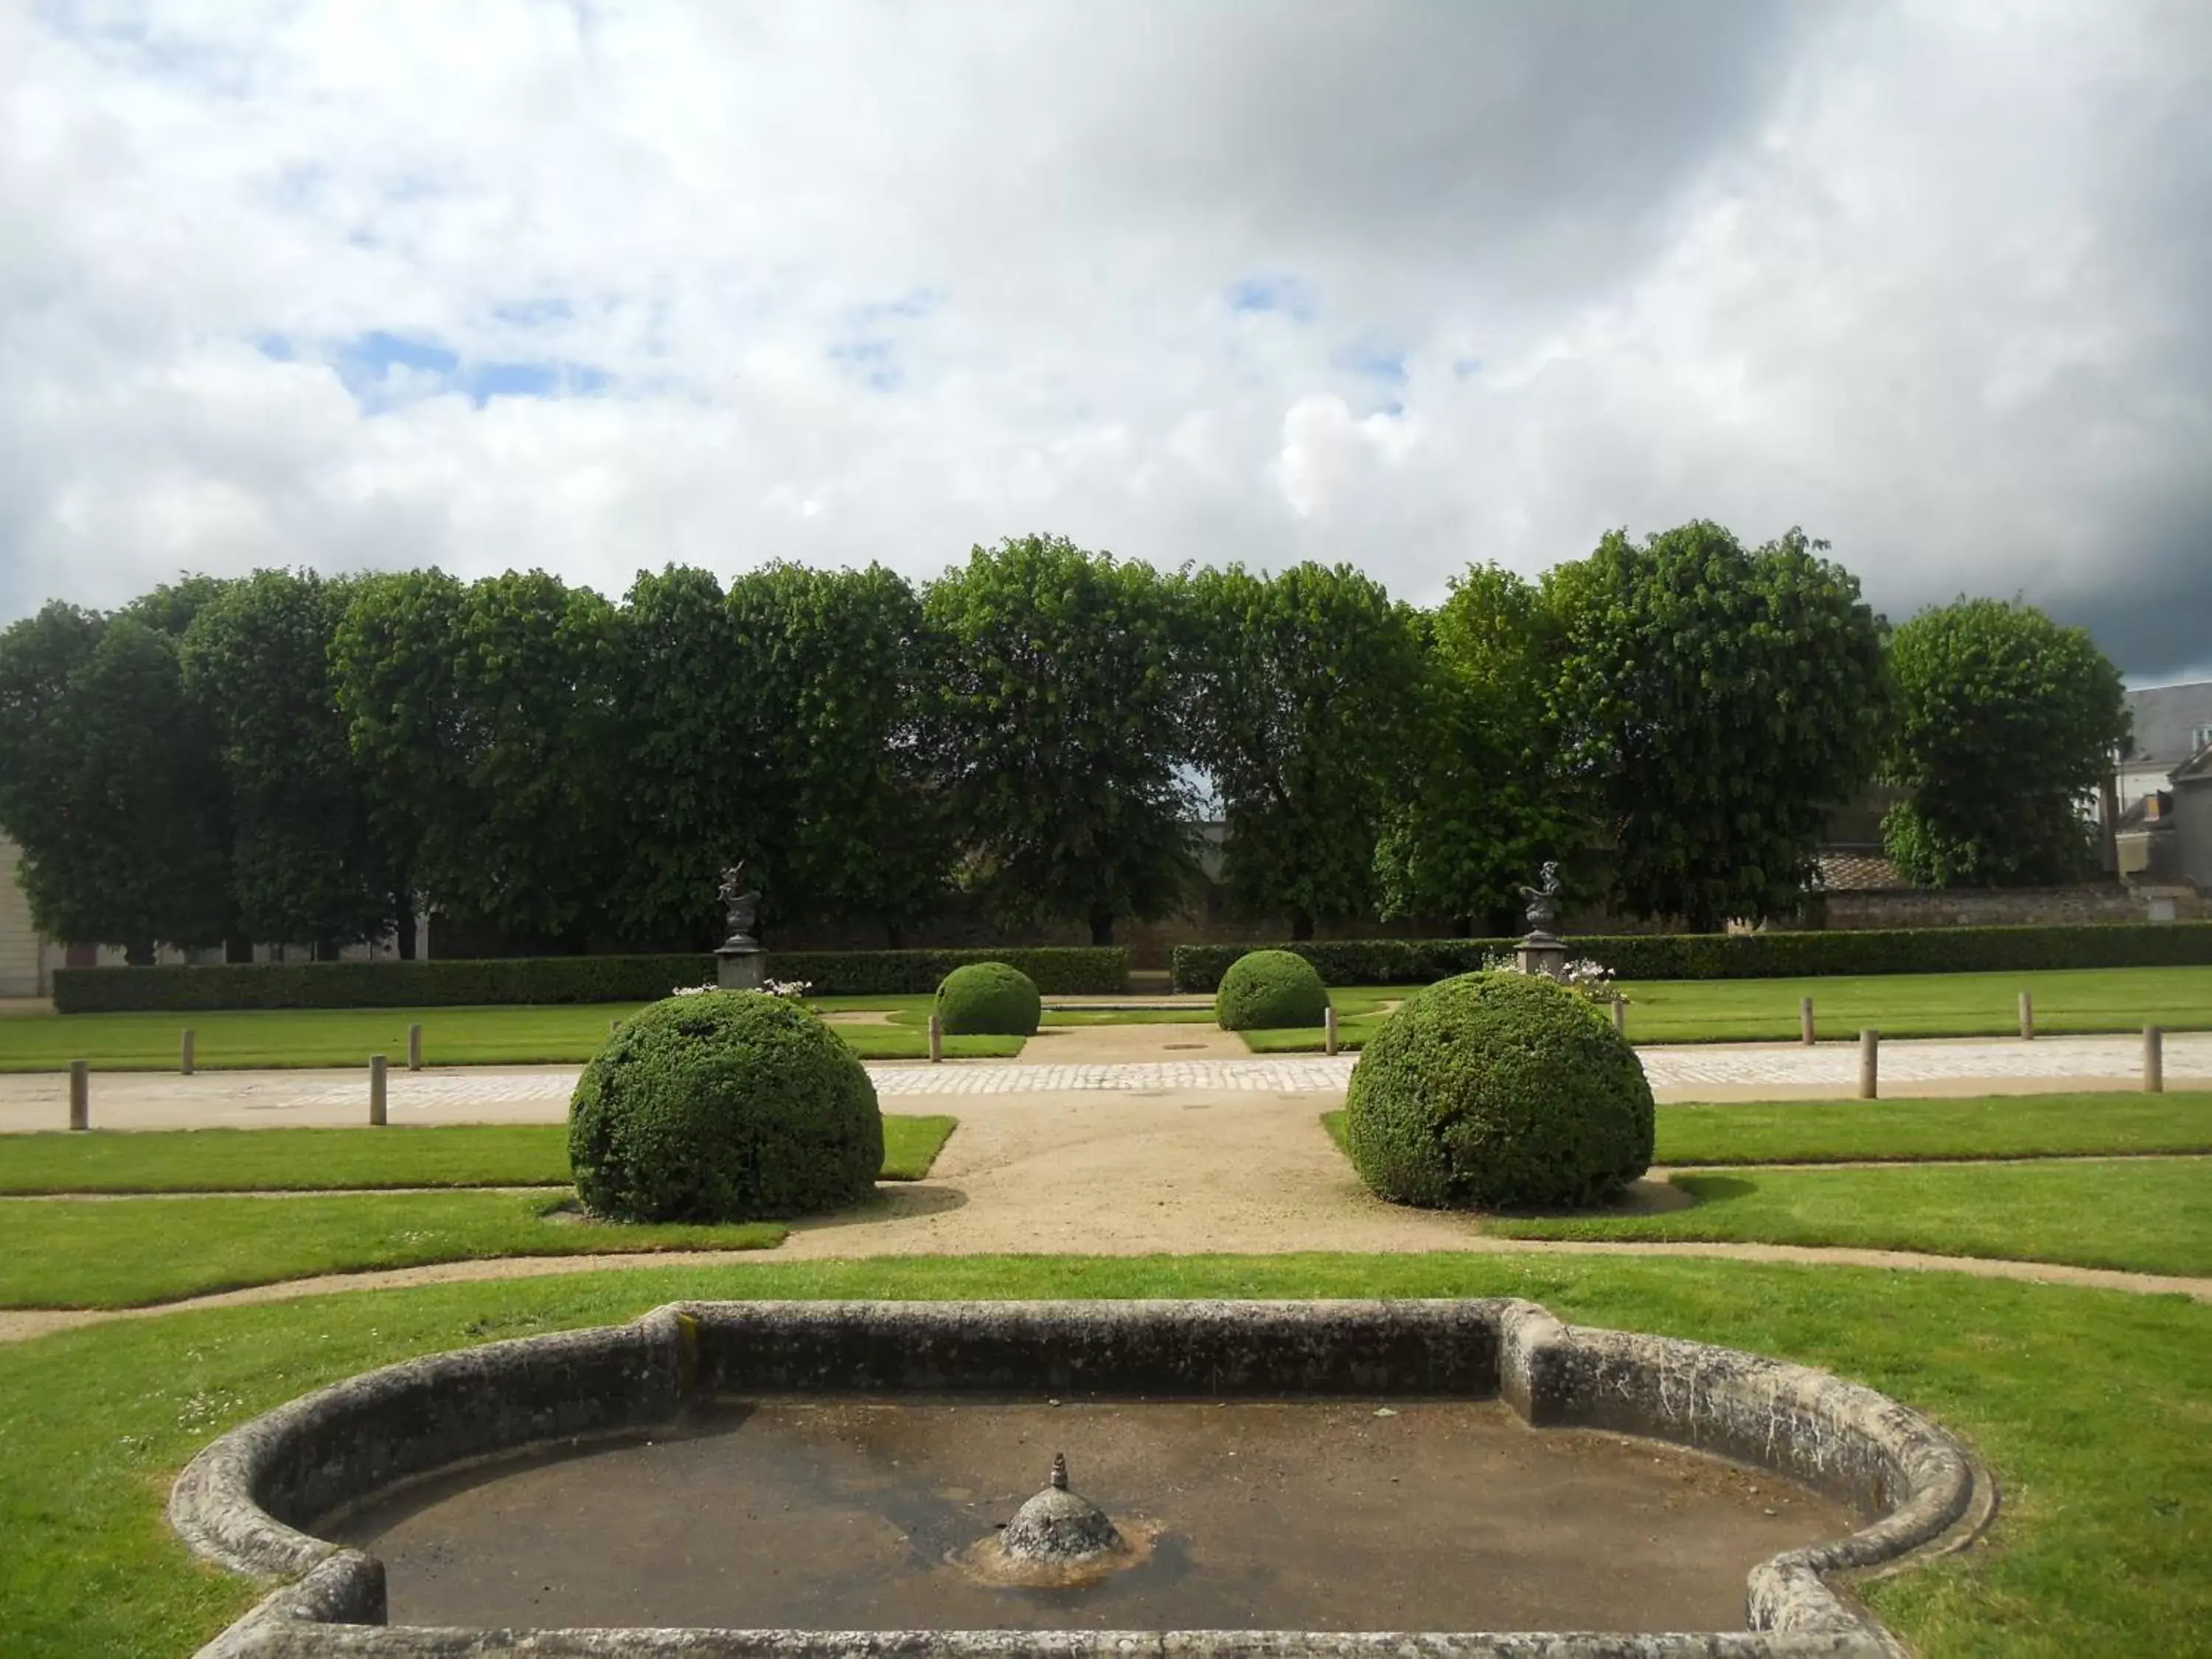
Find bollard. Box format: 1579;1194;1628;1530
1800;996;1815;1046
69;1060;89;1131
2020;991;2034;1041
1858;1029;1879;1099
2144;1026;2164;1094
928;1014;944;1064
407;1023;423;1071
1610;995;1627;1035
1324;1005;1340;1057
369;1054;387;1126
181;1029;195;1076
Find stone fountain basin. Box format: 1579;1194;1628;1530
170;1298;1992;1658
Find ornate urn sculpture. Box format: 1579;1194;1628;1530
1514;860;1568;981
714;863;765;991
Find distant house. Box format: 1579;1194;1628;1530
0;832;419;996
2163;742;2212;890
2117;681;2212;813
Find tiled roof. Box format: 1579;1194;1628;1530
1812;849;1908;892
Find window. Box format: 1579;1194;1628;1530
2194;723;2212;754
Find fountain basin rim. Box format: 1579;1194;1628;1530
170;1296;1992;1658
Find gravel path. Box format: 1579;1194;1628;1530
2;1032;2203;1134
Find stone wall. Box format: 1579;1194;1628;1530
1813;881;2206;930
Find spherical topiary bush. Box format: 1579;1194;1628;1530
1344;971;1653;1210
1215;948;1330;1031
935;961;1042;1036
568;990;883;1223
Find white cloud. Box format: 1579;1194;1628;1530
0;0;2206;672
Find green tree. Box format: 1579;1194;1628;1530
1880;597;2127;886
923;534;1196;944
726;563;953;943
335;570;622;947
1187;563;1420;936
606;565;759;945
0;602;232;961
1544;522;1888;931
180;569;400;953
1374;565;1590;933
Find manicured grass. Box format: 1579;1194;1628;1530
0;1114;960;1194
1487;1158;2212;1277
0;1256;2203;1658
0;1192;787;1309
0;1004;1021;1071
1245;964;2212;1051
1323;1092;2212;1169
878;1114;959;1180
1655;1091;2212;1166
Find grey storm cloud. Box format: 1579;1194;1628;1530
0;0;2205;678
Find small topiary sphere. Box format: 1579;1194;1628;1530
568;990;883;1223
1344;971;1653;1210
1215;948;1330;1031
935;961;1042;1036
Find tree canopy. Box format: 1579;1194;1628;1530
1881;597;2128;886
1374;564;1587;933
1543;522;1889;931
1187;562;1421;937
0;599;231;959
5;522;2121;957
180;569;397;953
923;535;1195;944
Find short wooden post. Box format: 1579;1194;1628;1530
1858;1029;1879;1099
369;1054;387;1126
2019;991;2034;1041
1610;995;1627;1035
2144;1026;2163;1094
407;1023;423;1071
68;1060;88;1131
1324;1005;1340;1056
928;1014;944;1064
180;1029;195;1075
1799;997;1815;1046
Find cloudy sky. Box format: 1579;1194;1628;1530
3;0;2208;678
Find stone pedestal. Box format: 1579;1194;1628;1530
1514;932;1568;981
714;942;765;992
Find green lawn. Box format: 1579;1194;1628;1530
1654;1091;2212;1165
0;1256;2202;1659
0;1004;1023;1071
1245;964;2212;1051
0;1192;787;1309
1321;1091;2212;1169
1487;1158;2212;1277
0;1114;959;1194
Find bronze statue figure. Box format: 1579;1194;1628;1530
1520;860;1562;936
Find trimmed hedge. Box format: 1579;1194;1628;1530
51;945;1128;1012
765;947;1126;997
934;961;1042;1036
1345;971;1655;1210
52;956;714;1014
1172;923;2212;991
1215;949;1329;1031
568;990;883;1222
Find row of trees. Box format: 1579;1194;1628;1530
0;526;2130;960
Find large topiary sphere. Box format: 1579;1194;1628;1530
568;990;883;1222
935;961;1041;1036
1215;948;1330;1031
1344;971;1653;1210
